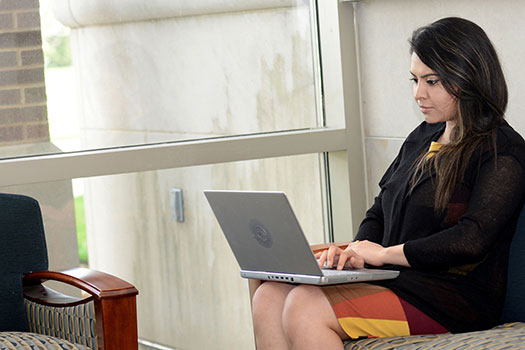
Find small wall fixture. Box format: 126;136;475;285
170;188;184;222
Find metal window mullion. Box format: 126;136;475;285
317;0;366;242
0;128;346;187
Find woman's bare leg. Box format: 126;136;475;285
252;281;295;349
282;284;349;350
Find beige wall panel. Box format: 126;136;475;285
357;0;525;139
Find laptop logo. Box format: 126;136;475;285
249;219;273;248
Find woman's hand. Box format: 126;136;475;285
314;243;366;270
314;240;410;270
350;240;389;267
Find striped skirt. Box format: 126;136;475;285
321;283;448;339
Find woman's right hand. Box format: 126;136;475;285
314;242;365;270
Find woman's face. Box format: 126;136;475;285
410;53;457;124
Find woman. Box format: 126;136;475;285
251;17;525;349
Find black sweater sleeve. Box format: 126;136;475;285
355;192;385;243
404;155;525;269
355;141;407;243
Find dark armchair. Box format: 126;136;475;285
0;193;139;350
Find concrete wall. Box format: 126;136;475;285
356;0;525;204
83;157;324;349
55;0;317;145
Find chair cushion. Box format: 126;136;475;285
345;322;525;350
0;332;91;350
345;333;444;350
0;194;48;331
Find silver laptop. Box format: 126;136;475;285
204;190;399;285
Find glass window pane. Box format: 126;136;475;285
1;153;326;348
1;179;79;271
1;1;321;158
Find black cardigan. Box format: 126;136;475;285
356;121;525;333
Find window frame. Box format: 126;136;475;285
0;0;365;242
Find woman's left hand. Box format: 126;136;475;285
348;240;387;267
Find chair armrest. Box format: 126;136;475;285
23;267;139;350
23;267;138;302
23;282;92;307
310;241;351;254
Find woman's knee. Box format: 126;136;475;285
252;282;294;321
282;285;322;330
282;285;346;339
252;282;293;306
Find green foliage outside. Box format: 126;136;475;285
74;196;89;265
44;35;72;68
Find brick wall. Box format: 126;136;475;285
0;0;49;146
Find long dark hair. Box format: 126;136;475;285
409;17;508;212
